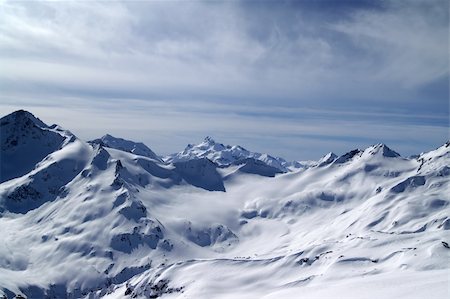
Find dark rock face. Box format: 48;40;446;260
390;176;426;193
119;200;147;222
110;223;166;253
236;158;284;177
3;158;84;214
334;149;362;164
1;110;66;183
174;158;225;191
184;222;238;247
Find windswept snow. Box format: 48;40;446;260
0;110;449;299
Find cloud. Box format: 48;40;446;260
0;96;446;160
0;0;447;159
331;0;448;87
1;0;446;99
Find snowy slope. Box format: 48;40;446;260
0;110;449;299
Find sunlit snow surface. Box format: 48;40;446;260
0;111;449;299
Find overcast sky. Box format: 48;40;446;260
0;0;448;160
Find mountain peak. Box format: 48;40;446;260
196;136;226;152
317;152;338;167
203;136;216;144
333;144;401;165
0;110;70;183
367;143;400;158
1;110;48;129
89;134;162;162
166;137;291;172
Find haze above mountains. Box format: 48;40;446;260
0;110;449;299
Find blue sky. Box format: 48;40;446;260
0;0;448;160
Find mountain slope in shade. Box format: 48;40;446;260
0;110;75;183
174;158;226;191
90;134;163;162
0;110;448;299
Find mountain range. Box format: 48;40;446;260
0;110;449;299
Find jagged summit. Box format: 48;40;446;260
1;109;48;129
89;134;162;162
366;143;401;158
203;136;216;144
195;136;227;152
332;143;403;165
165;136;294;172
0;110;74;183
317;152;338;167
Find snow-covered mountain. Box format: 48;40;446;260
90;134;163;163
164;136;306;172
0;110;76;184
0;110;449;299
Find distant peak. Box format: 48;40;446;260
368;143;400;158
12;110;39;120
101;134;144;145
373;143;389;149
101;134;124;142
323;152;338;161
317;152;337;166
89;134;162;162
203;136;216;144
12;109;30;115
1;110;48;128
